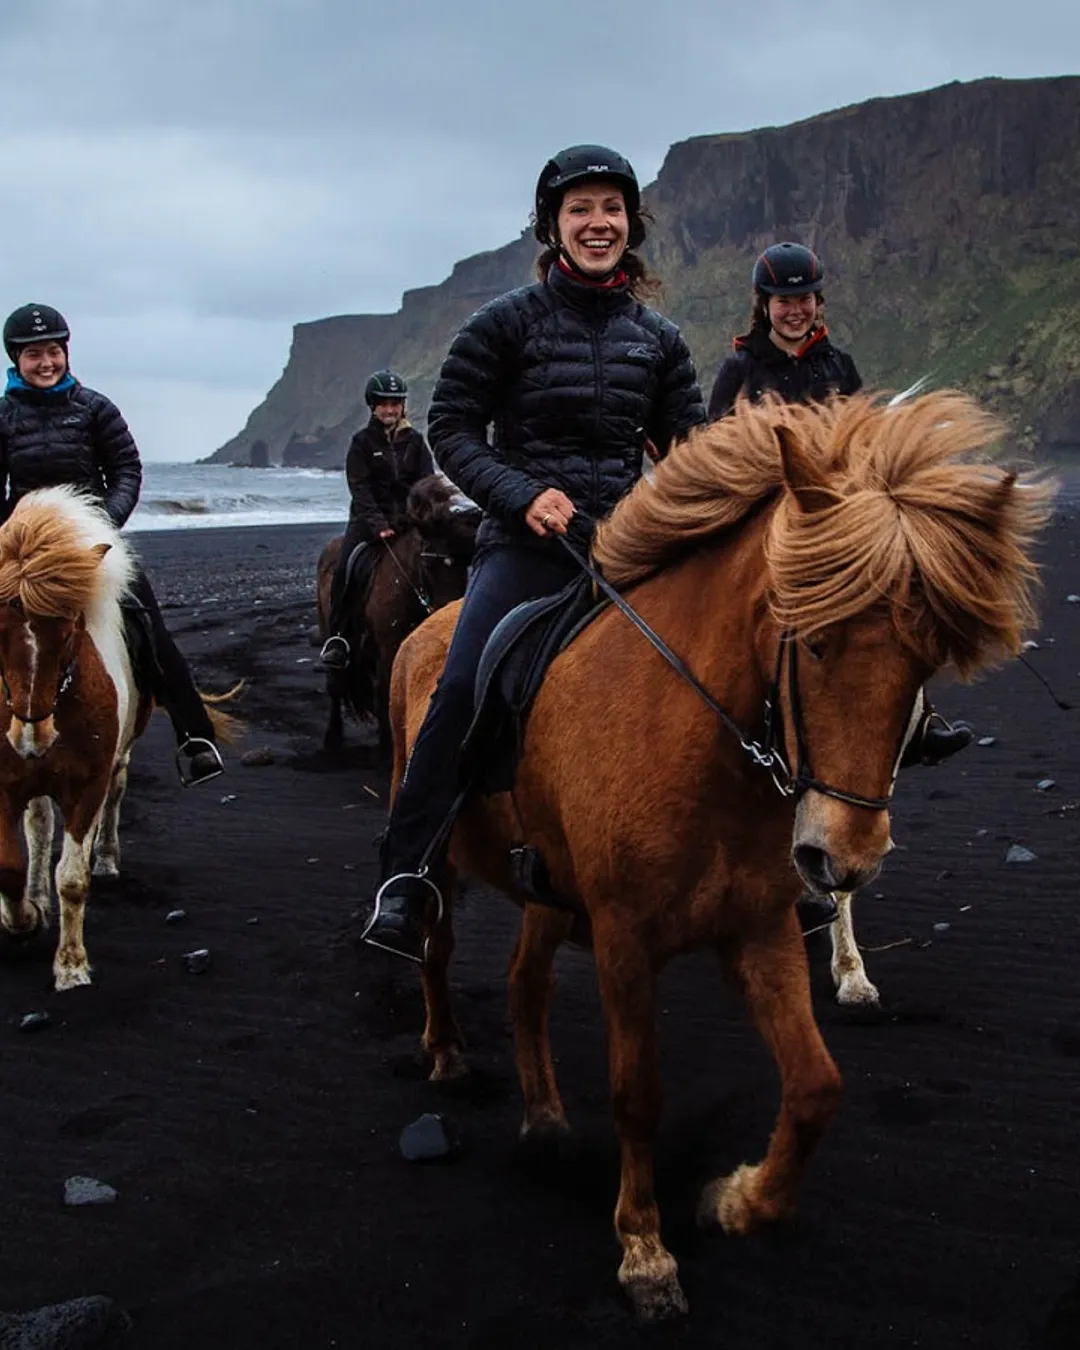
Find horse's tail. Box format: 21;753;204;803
198;679;246;745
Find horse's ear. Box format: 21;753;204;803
776;426;834;515
91;543;112;562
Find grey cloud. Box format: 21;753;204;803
1;0;1076;460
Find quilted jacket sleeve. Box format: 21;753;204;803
91;393;143;527
427;298;547;523
647;326;706;457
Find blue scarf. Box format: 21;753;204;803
5;368;77;395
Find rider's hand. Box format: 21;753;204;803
525;488;575;538
378;528;395;539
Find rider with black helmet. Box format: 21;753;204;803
320;369;435;668
360;144;705;962
707;243;862;420
0;304;224;785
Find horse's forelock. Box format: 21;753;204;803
0;493;123;619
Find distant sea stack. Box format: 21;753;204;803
207;76;1080;469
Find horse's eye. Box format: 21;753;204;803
804;636;825;661
8;596;23;614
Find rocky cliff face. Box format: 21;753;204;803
210;75;1080;467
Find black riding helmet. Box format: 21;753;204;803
752;243;824;296
4;303;70;363
533;144;646;251
365;369;408;408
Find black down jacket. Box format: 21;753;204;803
428;262;705;548
707;327;862;422
0;381;142;526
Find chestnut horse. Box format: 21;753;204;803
316;476;478;752
388;393;1049;1319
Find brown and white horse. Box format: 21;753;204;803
0;486;151;990
389;392;1050;1319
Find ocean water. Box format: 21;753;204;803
128;463;349;532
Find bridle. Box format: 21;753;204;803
1;599;79;725
558;536;903;812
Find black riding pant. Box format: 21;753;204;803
328;523;372;635
382;541;579;876
129;570;216;746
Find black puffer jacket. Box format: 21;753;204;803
346;418;435;537
708;327;862;421
428;263;705;548
0;380;142;526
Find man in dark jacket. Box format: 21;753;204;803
0;303;224;784
320;370;435;669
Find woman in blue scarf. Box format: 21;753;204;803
0;303;224;785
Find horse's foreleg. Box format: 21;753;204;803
323;685;344;751
700;910;842;1235
0;806;37;938
52;796;106;992
24;796;55;923
421;871;466;1080
509;904;574;1145
829;891;880;1006
593;925;687;1321
92;751;130;878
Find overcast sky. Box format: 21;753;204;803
2;0;1076;461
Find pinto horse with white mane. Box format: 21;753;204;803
0;487;152;990
389;392;1050;1320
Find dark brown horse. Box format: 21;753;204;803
316;476;478;753
388;393;1050;1320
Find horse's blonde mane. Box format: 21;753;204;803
594;393;1054;676
0;486;134;622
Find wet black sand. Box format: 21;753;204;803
2;513;1080;1349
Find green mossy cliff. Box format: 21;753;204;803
209;75;1080;468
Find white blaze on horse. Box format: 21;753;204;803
0;486;151;991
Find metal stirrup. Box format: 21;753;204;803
362;871;444;964
175;737;224;788
320;635;351;659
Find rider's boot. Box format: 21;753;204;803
360;870;443;964
176;736;225;787
320;635;350;670
901;704;974;768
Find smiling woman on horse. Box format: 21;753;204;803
320;369;436;670
361;144;706;961
0;304;224;785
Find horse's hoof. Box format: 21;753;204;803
835;975;881;1007
428;1047;469;1081
92;856;120;879
2;902;47;940
53;964;92;992
518;1111;573;1155
701;1163;789;1236
618;1242;688;1322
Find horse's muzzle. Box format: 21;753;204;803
7;715;58;758
792;793;892;895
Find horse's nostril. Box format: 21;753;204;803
793;844;835;891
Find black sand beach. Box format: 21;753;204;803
3;508;1080;1350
